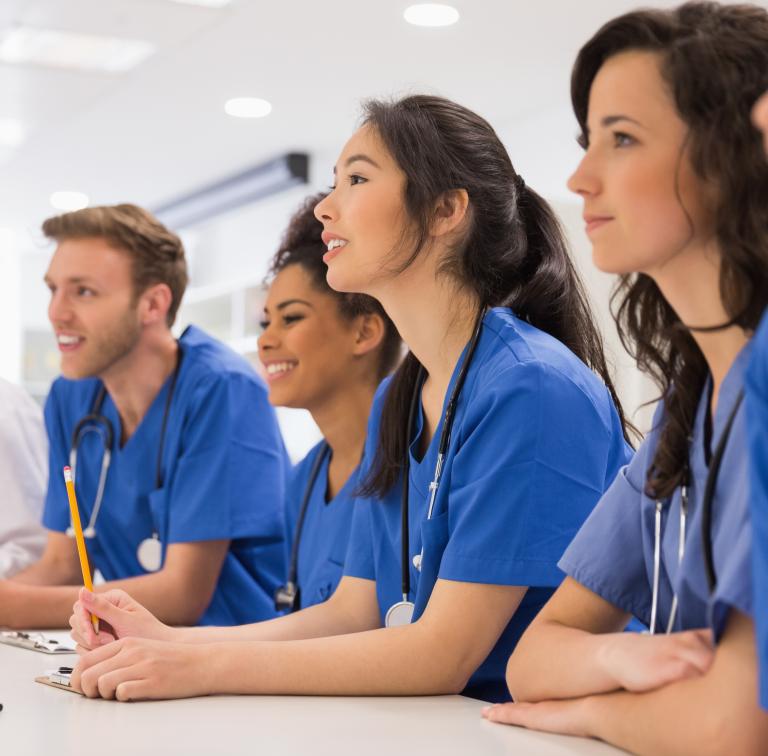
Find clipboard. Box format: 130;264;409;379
0;630;77;654
35;667;82;696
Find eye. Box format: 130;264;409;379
258;319;270;331
282;313;305;326
613;131;636;148
77;286;95;297
349;174;367;186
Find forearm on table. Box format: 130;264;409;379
584;612;768;755
96;572;213;626
177;594;376;644
585;675;767;756
205;622;471;696
507;620;622;702
11;556;80;586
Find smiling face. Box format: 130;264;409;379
313;125;410;297
45;237;143;380
567;50;715;277
257;264;367;411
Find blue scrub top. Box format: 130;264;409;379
43;325;289;626
343;308;632;703
747;313;768;710
283;441;358;609
560;345;754;640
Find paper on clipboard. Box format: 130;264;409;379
0;630;76;654
35;667;82;696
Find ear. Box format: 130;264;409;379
351;313;386;358
137;282;173;327
430;188;470;238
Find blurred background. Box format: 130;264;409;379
3;0;755;457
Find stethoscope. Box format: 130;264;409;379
67;346;184;573
385;310;485;628
274;442;331;612
648;389;744;634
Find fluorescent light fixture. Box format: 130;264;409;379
168;0;232;6
0;118;25;148
0;26;155;73
50;191;89;211
153;153;309;230
224;97;273;119
404;3;460;27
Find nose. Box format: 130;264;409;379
257;317;279;357
567;149;600;198
47;289;72;326
314;191;335;223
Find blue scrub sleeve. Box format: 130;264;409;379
438;361;621;587
342;494;377;581
42;381;76;533
559;434;653;622
747;326;768;708
165;373;285;543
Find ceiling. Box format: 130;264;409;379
1;0;764;239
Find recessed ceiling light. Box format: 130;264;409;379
224;97;272;119
0;26;154;73
168;0;232;6
50;191;89;212
0;118;25;148
403;3;460;27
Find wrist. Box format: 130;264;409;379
594;633;624;690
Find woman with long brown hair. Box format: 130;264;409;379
487;3;768;752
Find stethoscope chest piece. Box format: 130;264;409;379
385;600;415;628
137;535;163;572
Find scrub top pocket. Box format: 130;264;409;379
413;511;450;621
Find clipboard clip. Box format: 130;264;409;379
0;631;72;653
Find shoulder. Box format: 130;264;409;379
178;325;267;397
469;308;615;423
748;311;768;386
43;376;100;422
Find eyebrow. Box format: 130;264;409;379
600;114;645;128
264;298;314;312
332;153;382;174
43;275;97;286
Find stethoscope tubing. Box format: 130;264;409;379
649;388;744;634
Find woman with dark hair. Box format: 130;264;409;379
68;95;630;703
487;3;768;751
261;193;400;611
747;88;768;716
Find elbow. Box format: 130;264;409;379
505;633;541;703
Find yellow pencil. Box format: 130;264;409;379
63;466;99;634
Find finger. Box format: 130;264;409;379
77;646;135;699
72;601;97;647
77;637;127;674
96;666;143;701
80;588;127;630
482;702;528;726
115;679;147;703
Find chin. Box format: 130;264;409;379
591;246;636;276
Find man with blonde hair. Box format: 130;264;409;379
0;204;287;629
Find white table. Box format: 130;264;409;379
0;642;626;755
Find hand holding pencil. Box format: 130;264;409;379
63;466;99;634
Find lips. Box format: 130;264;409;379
583;215;613;234
263;360;297;383
56;333;84;352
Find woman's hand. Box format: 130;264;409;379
598;628;714;693
71;637;217;701
69;587;175;651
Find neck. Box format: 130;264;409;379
310;379;376;499
652;245;749;415
375;262;480;393
101;331;179;442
